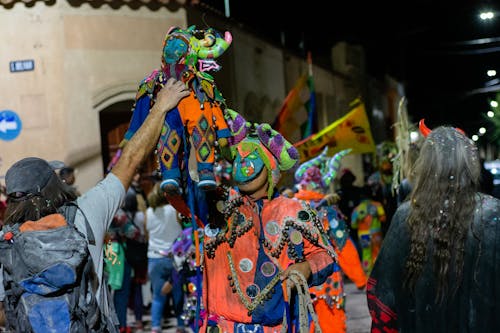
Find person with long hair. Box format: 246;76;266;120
367;125;500;331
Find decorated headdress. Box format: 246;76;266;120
294;147;352;191
225;109;299;199
419;118;466;137
162;25;232;68
160;25;232;105
392;97;414;193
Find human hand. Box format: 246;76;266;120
153;78;190;114
161;281;173;295
280;261;311;289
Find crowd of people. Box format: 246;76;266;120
3;113;498;333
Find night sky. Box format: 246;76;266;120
199;0;500;138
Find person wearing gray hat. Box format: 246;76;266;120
0;78;189;332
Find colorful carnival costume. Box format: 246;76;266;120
350;197;386;275
294;148;367;333
201;125;336;333
121;25;233;192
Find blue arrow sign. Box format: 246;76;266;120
0;110;22;141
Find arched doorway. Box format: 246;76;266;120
99;100;157;194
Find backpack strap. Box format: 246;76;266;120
59;201;96;246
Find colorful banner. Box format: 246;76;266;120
273;74;311;141
302;52;318;139
294;98;376;162
301;74;317;139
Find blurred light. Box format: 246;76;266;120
372;108;384;120
472;134;479;141
485;78;500;87
410;131;419;142
479;127;487;134
487;110;495;117
480;11;495;20
224;0;230;17
492;168;498;175
487;69;497;77
491;100;499;108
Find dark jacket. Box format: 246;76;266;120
367;193;500;332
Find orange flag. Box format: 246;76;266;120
273;74;311;141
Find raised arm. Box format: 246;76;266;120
111;78;189;189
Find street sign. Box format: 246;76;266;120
9;59;35;73
0;110;22;141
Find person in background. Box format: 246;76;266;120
58;166;81;197
396;141;422;206
367;125;500;331
337;168;364;255
293;148;367;333
127;171;149;332
366;141;398;238
0;78;190;331
106;189;144;333
145;182;185;333
131;170;148;213
350;186;386;275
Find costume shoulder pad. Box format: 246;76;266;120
135;69;163;100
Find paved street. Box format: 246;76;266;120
345;280;371;333
131;279;372;332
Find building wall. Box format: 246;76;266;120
0;2;400;192
0;1;186;191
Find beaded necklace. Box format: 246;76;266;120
227;250;282;316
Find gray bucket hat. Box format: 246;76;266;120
5;157;65;197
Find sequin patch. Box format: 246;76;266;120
216;200;224;213
260;261;276;277
236;213;246;226
336;230;344;238
239;258;253;273
265;221;280;235
204;224;219;237
290;230;303;244
298;210;310;221
330;219;339;229
245;284;260;299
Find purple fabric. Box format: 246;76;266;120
288;146;299;160
227;114;247;146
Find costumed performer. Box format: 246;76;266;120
200;116;337;332
294;147;367;333
350;187;386;275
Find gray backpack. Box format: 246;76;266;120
0;202;119;332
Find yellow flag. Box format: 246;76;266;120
294;98;376;162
